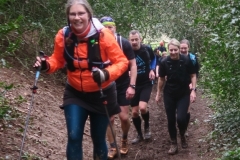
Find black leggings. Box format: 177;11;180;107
163;92;190;140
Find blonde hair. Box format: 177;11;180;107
65;0;93;18
168;38;180;49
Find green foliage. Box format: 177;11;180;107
21;152;41;160
0;0;204;67
0;0;66;69
196;0;240;158
0;82;14;120
88;2;178;40
2;0;240;158
89;0;202;50
220;147;240;160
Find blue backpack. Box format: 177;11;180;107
189;53;199;76
189;53;197;65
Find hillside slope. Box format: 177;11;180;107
0;68;217;160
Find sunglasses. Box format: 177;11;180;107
100;17;114;23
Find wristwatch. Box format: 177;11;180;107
191;88;197;92
129;84;136;89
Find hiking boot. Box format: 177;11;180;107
144;128;152;140
120;139;129;155
168;140;178;155
181;135;188;148
108;147;117;159
131;135;144;144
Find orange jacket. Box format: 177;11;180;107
46;28;128;92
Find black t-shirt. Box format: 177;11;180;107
157;46;167;53
134;45;155;85
157;56;167;66
115;35;135;85
159;54;196;94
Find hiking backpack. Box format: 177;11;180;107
188;53;199;76
63;26;109;71
164;54;190;85
115;33;123;50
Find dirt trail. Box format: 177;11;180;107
0;68;217;160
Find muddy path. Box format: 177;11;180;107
0;68;217;160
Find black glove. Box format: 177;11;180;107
38;51;49;71
34;51;49;71
34;57;49;71
40;59;49;71
92;68;109;85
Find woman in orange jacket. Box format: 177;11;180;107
34;0;128;159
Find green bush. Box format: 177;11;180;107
221;148;240;160
196;0;240;158
0;0;66;69
1;0;240;158
0;82;14;120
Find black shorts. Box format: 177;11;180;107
130;83;153;107
116;80;130;106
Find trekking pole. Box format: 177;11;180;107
92;68;121;160
18;51;45;160
99;85;122;160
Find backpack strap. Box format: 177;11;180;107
143;45;151;64
63;26;78;71
165;55;186;73
87;32;105;69
115;34;123;50
63;26;108;71
179;54;185;66
145;45;156;71
165;56;172;70
165;55;189;84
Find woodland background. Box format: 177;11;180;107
0;0;240;159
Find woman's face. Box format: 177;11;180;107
68;4;90;33
180;43;189;55
169;44;180;60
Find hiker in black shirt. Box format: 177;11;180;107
180;39;199;77
155;38;197;155
129;30;156;144
156;51;167;78
100;16;137;159
180;39;200;137
157;41;167;53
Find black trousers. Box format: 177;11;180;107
163;92;190;140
